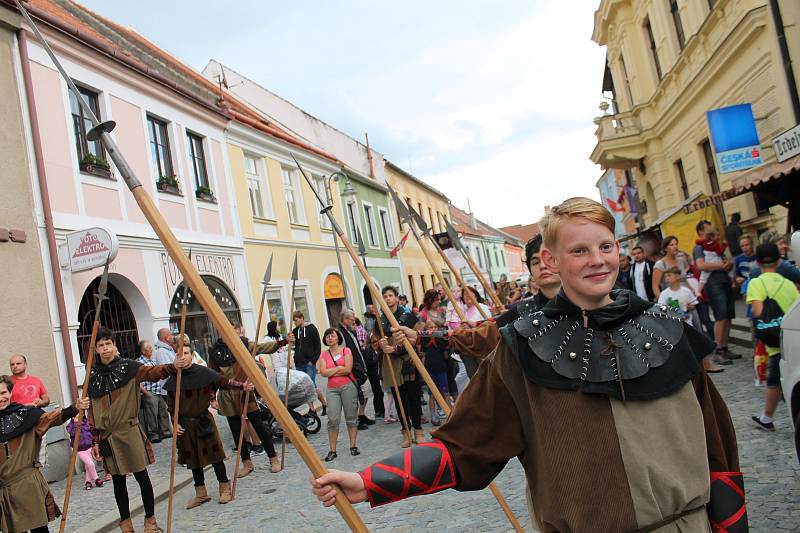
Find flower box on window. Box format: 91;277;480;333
79;154;112;179
156;174;181;195
195;186;216;203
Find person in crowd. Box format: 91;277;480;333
358;313;385;420
354;317;368;350
616;253;631;290
693;221;737;366
420;317;451;426
363;304;378;335
725;213;743;257
652;235;690;300
209;322;283;477
749;231;800;283
495;273;510;305
152;327;177;437
523;276;538;299
447;286;491;381
318;328;360;461
339;309;375;430
166;343;253;509
507;280;522;304
657;267;698;325
136;340;171;443
734;235;757;288
695;224;734;297
8;354;49;408
86;327;178;532
0;375;89;533
629;245;655;301
747;243;800;432
373;285;423;448
311;197;746;533
291;311;326;415
398;295;412;314
66;411;104;491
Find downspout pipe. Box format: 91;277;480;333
769;0;800;123
18;28;79;402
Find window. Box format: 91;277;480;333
644;17;663;81
363;204;378;247
266;288;286;334
700;139;720;194
244;154;273;219
431;274;436;289
69;85;105;166
293;287;310;324
477;246;483;269
147;116;173;180
619;54;634;107
407;275;417;306
281;166;307;225
346;201;359;240
669;0;686;51
186;132;210;191
310;175;332;230
421;275;428;291
501;251;506;266
675;159;689;200
379;208;394;247
428;207;435;232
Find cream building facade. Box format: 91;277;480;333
591;0;800;237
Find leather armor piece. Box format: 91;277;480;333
708;472;748;533
358;439;457;507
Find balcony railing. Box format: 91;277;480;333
593;111;642;142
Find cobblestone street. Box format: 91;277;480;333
50;337;799;532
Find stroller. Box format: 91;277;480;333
258;367;321;438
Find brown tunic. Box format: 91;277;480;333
90;364;176;475
448;320;501;359
432;340;738;532
212;340;279;417
0;409;72;533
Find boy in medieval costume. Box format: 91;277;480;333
311;197;746;532
87;327;178;532
166;344;254;509
0;375;89;533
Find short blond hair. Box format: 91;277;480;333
539;197;616;249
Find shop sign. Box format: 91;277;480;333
706;104;763;173
160;251;238;299
324;273;345;299
773;123;800;163
681;188;742;215
65;227;118;272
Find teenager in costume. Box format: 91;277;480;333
209;323;287;476
0;375;88;533
166;344;254;508
86;327;178;533
311;197;746;533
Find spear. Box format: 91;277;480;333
16;5;367;530
295;156;524;533
167;274;191;533
280;252;299;469
444;217;505;310
232;254;273;498
59;256;110;533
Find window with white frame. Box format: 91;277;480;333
293;287;310;322
311;175;332;230
281;166;307;225
244;154;273;219
266;287;286;334
346;201;359;241
363;204;378;247
378;208;394;248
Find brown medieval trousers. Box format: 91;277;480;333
163;365;247;470
0;403;78;532
357;290;748;532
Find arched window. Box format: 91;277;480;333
76;278;138;361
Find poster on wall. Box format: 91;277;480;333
706;103;763;173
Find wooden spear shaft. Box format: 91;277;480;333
461;249;505;310
166;288;189;533
280;296;296;469
372;311;410;438
426;240;490;321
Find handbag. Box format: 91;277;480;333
752;278;787;348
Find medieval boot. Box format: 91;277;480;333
186;484;211;509
400;430;411;448
237;458;254;478
218;481;232;504
270;455;282;473
143;515;163;533
118;518;135;532
414;429;425;444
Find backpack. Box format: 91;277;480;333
752;277;788;348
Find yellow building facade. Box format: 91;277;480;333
591;0;800;237
384;162;452;307
226;122;359;335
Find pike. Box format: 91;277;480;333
280;252;299;469
59;256;111;533
295;156;524;533
231;254;274;498
16;4;367;530
444;217;505;310
167;269;191;533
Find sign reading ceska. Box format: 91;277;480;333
65;228;118;272
706;104;763;174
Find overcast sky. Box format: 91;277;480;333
81;0;607;227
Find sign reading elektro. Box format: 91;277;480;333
706;103;763;174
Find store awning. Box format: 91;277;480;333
731;153;800;191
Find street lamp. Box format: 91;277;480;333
323;171;356;309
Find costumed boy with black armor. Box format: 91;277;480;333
311;197;746;533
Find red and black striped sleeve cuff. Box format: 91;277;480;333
708;471;748;532
357;439;457;507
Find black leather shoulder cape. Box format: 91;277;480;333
88;356;142;398
499;289;715;401
0;403;44;442
163;364;221;391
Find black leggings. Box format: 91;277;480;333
192;461;228;486
225;409;276;460
29;526;49;533
112;470;154;521
393;380;422;430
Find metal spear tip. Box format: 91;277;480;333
388;187;411;224
445;218;465;251
290;252;299;282
408;203;430;235
262;254;274;286
356;228;366;256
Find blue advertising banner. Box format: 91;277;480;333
706;103;763;173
